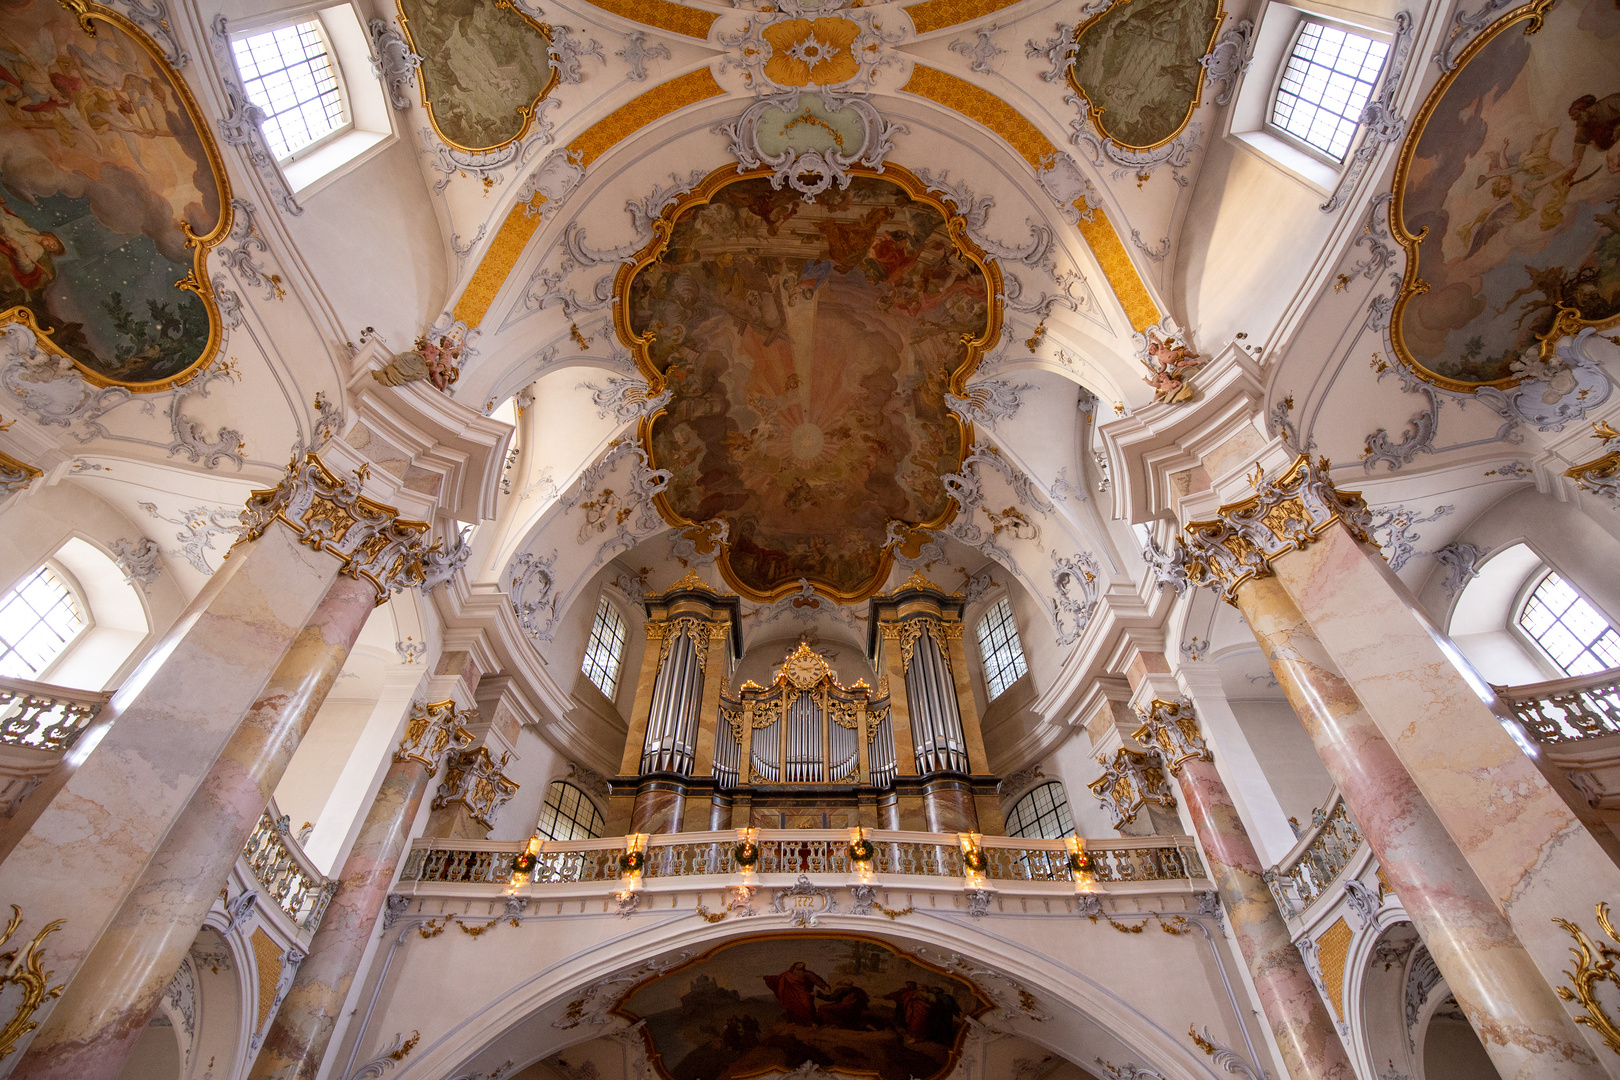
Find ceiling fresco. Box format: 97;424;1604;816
396;0;557;152
613;934;990;1080
0;0;228;390
618;168;1000;603
1068;0;1225;151
1391;0;1620;389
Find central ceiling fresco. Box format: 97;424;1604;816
618;168;1000;602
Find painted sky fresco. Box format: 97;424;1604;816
0;0;222;386
616;936;987;1080
1069;0;1223;149
397;0;554;151
626;175;993;600
1396;0;1620;385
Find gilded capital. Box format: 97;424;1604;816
1087;747;1176;829
239;453;434;602
1565;451;1620;505
394;699;476;770
432;745;520;828
1132;698;1212;775
1181;455;1371;603
0;450;43;498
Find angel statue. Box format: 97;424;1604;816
1141;330;1203;404
371;334;461;392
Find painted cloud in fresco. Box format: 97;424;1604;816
1068;0;1224;150
0;0;224;386
1395;0;1620;385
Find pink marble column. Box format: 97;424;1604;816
0;523;339;1065
1268;520;1620;1072
1237;574;1604;1080
13;574;378;1080
246;704;471;1080
1171;745;1353;1080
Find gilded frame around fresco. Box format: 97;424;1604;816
1065;0;1227;153
2;0;234;393
608;931;994;1080
1387;0;1619;392
393;0;561;155
610;163;1006;605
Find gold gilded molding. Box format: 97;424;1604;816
1087;747;1175;827
1315;916;1353;1019
1386;0;1614;392
1181;454;1371;604
395;699;476;768
1555;903;1620;1054
1132;698;1211;774
2;3;234;393
0;906;64;1059
451;68;726;328
0;448;43;496
1066;0;1225;154
903;0;1023;34
1565;451;1620;504
898;65;1161;332
249;927;282;1031
612;161;1003;605
583;0;717;38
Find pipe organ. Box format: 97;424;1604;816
608;572;1003;835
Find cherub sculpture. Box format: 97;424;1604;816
371;334;461;392
1141;330;1203;404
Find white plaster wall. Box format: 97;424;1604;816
487;725;564;843
1224;698;1333;826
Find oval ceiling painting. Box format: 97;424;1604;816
395;0;557;153
618;167;1001;603
613;934;991;1080
0;0;228;389
1068;0;1225;151
1391;0;1620;388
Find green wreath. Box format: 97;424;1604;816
1068;851;1094;875
963;849;989;874
848;838;876;864
511;851;540;876
619;850;645;873
733;841;760;868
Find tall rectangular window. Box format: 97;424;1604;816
977;596;1028;700
1270;21;1389;162
232;20;347;161
0;566;87;680
581;598;628;700
1518;571;1620;676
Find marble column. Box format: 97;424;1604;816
1234;575;1605;1080
13;575;379;1080
1183;453;1620;1075
1134;699;1353;1080
247;701;473;1080
0;452;429;1072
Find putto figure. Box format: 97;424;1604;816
1141;328;1203;404
372;334;462;393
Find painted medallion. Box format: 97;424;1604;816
614;935;990;1080
1068;0;1225;150
0;0;229;389
618;168;1000;603
395;0;557;152
1392;0;1620;388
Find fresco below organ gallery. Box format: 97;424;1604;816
395;0;557;152
614;935;989;1080
620;170;999;602
1392;0;1620;388
0;0;228;389
1068;0;1225;150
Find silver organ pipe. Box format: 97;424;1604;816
714;708;741;789
751;706;780;782
784;693;823;782
828;711;858;782
905;627;970;774
640;626;705;774
868;707;896;788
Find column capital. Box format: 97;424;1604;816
432;746;520;829
1181;454;1371;603
1132;697;1213;775
1087;747;1177;828
239;452;435;602
394;699;476;770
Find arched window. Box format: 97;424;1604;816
1517;570;1620;676
0;564;88;680
1269;21;1390;162
976;597;1028;700
1005;781;1074;840
581;597;628;699
232;20;349;163
537;781;604;842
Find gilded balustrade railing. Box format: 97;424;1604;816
398;830;1207;887
1494;665;1620;745
242;804;338;932
0;675;111;751
1263;792;1364;919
